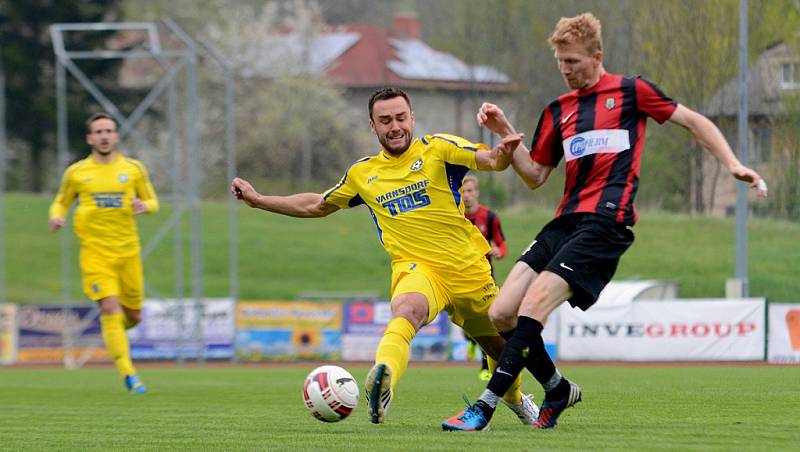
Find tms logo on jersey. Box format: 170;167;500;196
376;180;431;216
92;191;124;208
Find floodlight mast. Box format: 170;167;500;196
734;0;749;298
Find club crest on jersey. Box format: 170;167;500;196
410;159;423;172
605;97;616;110
118;173;129;183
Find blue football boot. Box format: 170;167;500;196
442;397;491;432
124;375;147;394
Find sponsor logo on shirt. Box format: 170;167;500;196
376;180;431;216
562;129;630;162
92;191;124;208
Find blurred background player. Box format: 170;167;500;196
461;174;507;381
49;112;159;394
443;12;768;431
231;87;539;426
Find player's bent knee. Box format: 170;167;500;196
488;303;517;332
126;311;142;325
391;294;428;330
97;297;122;315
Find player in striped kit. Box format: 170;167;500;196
443;12;767;431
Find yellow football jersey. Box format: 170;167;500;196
49;153;159;257
323;134;490;271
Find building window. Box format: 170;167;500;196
749;126;771;164
781;62;800;89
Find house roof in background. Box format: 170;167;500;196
115;16;515;92
240;21;514;91
704;42;797;117
387;38;510;84
238;31;361;78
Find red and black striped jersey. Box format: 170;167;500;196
530;72;677;225
465;204;507;260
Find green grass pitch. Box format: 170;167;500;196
1;364;798;450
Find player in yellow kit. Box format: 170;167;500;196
49;112;159;394
231;87;539;425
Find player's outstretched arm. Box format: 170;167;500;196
669;104;768;197
476;102;553;189
475;133;524;171
509;145;553;190
230;177;339;218
49;169;77;232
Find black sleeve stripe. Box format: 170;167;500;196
548;101;564;166
348;193;365;208
637;76;676;104
487;209;496;240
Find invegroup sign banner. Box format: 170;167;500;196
558;299;765;361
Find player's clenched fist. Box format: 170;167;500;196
477;102;513;135
231;177;261;208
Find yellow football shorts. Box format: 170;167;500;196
79;248;144;310
390;258;499;338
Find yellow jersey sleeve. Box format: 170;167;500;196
129;158;159;213
322;156;371;210
423;133;487;169
49;162;81;219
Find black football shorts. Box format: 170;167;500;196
518;213;634;310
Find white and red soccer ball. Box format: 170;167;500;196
302;365;359;422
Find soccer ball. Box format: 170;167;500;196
302;365;359;422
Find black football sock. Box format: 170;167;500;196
485;325;530;402
545;377;571;401
514;316;568;399
499;328;516;341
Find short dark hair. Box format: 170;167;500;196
368;87;411;119
86;112;117;133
